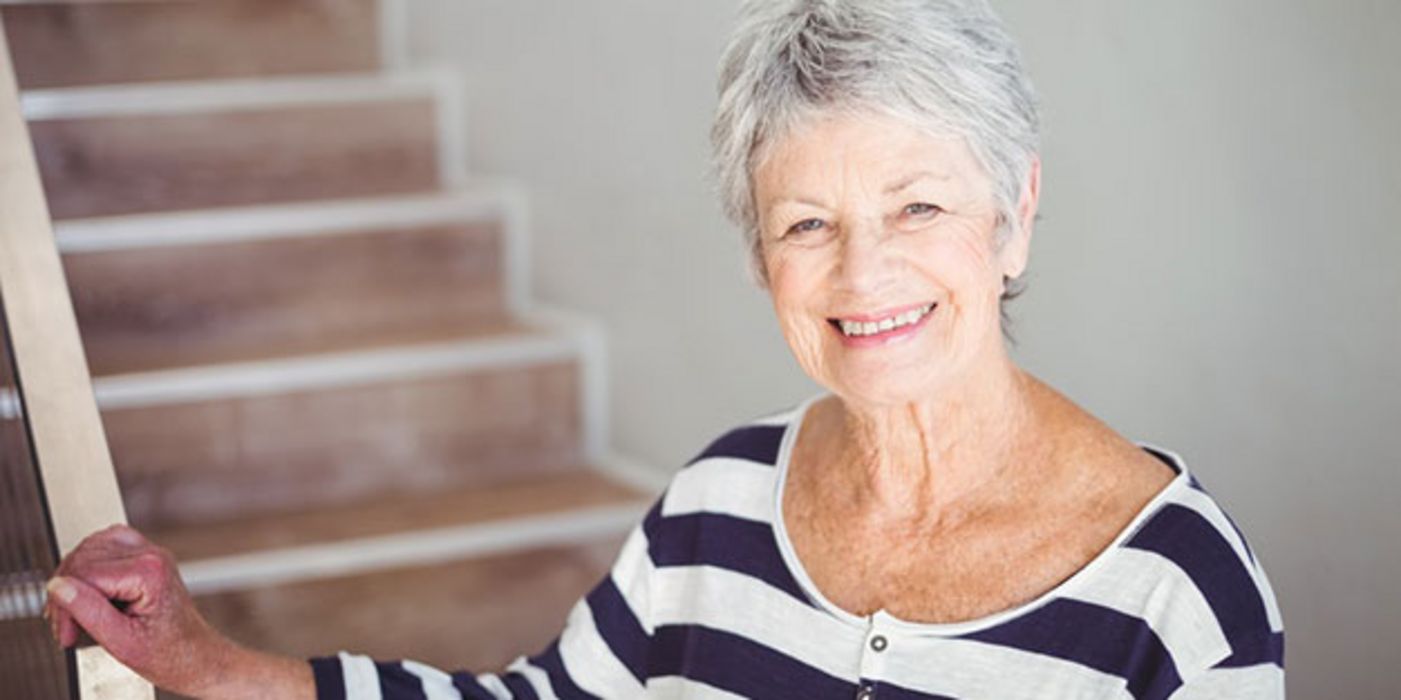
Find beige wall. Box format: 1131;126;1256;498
406;2;1400;696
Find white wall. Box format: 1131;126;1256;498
405;2;1400;697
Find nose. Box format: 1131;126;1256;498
835;218;898;296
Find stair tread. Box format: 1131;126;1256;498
61;185;530;377
88;318;527;378
102;326;591;529
21;71;442;117
151;469;648;563
54;186;520;253
30;95;442;219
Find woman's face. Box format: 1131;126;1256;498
754;111;1035;408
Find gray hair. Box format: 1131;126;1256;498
710;0;1041;318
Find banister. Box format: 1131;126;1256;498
0;13;154;700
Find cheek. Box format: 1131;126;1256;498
769;276;826;345
764;252;838;372
927;224;1003;297
763;245;826;313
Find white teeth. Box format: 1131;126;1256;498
836;303;935;337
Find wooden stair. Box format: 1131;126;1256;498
57;191;514;377
98;329;590;528
194;539;626;676
24;73;449;219
169;471;645;675
2;0;382;89
1;0;656;686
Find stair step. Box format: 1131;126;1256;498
24;73;456;219
162;470;648;681
159;469;645;565
2;0;381;90
61;191;523;376
98;329;596;529
192;538;625;681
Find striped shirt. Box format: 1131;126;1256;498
312;399;1285;699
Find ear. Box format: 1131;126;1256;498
999;156;1041;281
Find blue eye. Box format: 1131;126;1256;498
903;202;942;217
786;218;825;236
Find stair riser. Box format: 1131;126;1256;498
107;361;584;529
191;539;621;681
65;221;508;375
2;0;380;90
31;98;440;219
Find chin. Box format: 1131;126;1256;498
825;367;945;409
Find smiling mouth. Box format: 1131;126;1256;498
827;302;937;338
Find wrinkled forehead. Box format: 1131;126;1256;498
751;107;996;209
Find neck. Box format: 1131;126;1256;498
826;345;1041;524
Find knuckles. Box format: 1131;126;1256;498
57;526;179;591
132;550;171;577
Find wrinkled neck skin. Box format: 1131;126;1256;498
822;341;1042;528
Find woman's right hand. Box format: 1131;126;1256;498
44;523;313;699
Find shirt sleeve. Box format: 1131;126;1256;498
1167;661;1285;700
308;499;660;700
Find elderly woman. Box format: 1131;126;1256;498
45;0;1283;698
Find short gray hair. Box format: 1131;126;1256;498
711;0;1041;298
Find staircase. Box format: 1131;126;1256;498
2;0;657;684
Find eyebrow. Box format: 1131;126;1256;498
769;196;829;210
883;171;952;195
763;170;955;214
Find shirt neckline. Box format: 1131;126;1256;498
768;392;1191;636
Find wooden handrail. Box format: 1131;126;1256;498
0;14;154;700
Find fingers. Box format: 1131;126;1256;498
60;555;168;613
106;524;149;547
57;606;80;649
46;576;135;653
57;526;178;609
43;588;77;648
47;524;168;651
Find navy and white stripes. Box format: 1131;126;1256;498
312;402;1284;699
